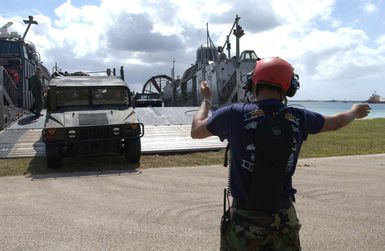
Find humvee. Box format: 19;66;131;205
42;75;144;168
134;93;162;107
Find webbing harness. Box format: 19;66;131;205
224;106;297;213
247;107;296;212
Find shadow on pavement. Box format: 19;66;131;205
17;114;41;125
26;155;140;180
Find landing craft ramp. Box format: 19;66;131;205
0;107;226;158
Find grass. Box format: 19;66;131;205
1;118;384;177
300;118;385;157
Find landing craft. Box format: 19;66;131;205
0;16;50;129
140;15;259;108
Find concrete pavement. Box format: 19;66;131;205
0;154;385;250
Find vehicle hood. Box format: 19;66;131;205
45;107;138;128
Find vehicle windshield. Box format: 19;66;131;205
55;86;129;108
56;88;89;106
92;87;129;105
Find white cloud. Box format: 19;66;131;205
363;2;378;14
271;0;335;26
2;0;384;99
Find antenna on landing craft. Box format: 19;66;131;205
22;16;38;40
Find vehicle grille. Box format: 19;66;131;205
79;113;108;126
78;126;112;140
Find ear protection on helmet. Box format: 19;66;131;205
286;73;300;97
244;71;300;97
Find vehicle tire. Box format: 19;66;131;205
45;144;62;168
125;137;141;164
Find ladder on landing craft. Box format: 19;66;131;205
0;66;25;131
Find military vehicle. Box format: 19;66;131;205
42;74;144;168
134;93;162;107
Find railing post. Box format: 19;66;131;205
192;77;197;106
0;67;4;130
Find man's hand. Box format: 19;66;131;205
200;81;212;100
191;81;214;139
321;103;371;132
350;103;371;119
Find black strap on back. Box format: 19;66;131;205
223;143;232;195
223;143;230;167
247;106;296;213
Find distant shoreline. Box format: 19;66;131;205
290;99;385;103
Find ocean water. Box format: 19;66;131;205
287;101;385;119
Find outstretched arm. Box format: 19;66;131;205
191;81;214;139
321;103;371;132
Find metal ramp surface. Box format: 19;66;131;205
0;107;226;158
134;107;200;125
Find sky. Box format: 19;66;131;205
0;0;384;100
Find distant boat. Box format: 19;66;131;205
367;92;385;103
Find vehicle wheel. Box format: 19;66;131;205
45;144;62;168
125;137;141;164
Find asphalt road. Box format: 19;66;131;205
1;154;385;250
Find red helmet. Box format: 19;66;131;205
252;57;294;92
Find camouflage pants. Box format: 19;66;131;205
220;201;301;251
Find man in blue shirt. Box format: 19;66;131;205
191;57;370;250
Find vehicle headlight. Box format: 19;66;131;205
113;127;120;136
47;128;57;136
68;129;77;139
129;123;139;130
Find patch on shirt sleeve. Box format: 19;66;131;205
241;159;254;172
285;112;300;125
244;109;264;121
245;121;258;130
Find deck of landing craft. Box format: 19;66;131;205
0;107;226;158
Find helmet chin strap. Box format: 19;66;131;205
282;95;288;105
280;90;287;104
